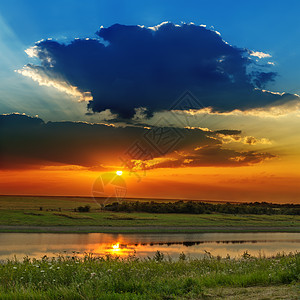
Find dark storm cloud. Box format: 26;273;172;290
22;22;298;119
0;114;144;169
146;145;276;169
214;129;241;135
0;114;275;170
252;71;277;89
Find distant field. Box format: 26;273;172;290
0;195;99;210
0;196;300;233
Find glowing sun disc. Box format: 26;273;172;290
116;170;123;176
112;243;120;249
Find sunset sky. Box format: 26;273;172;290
0;0;300;203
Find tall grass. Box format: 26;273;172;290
0;252;299;299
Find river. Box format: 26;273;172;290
0;232;299;260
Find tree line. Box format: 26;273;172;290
103;200;300;215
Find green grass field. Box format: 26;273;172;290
0;196;300;233
0;252;299;299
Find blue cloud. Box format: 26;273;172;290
21;22;298;118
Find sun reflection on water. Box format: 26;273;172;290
111;243;120;252
92;242;136;257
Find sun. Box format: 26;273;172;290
116;170;123;176
112;243;120;250
111;243;120;253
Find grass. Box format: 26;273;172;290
1;210;300;227
205;285;300;299
0;252;299;299
0;196;300;233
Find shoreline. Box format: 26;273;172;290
1;225;300;233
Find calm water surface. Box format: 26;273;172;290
0;232;299;260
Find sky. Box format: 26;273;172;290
0;0;300;203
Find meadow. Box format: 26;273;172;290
0;252;299;299
0;196;300;233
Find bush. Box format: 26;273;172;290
76;205;91;212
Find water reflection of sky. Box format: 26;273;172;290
0;232;299;260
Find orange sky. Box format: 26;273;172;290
1;156;299;203
1;109;300;203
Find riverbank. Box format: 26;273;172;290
1;225;300;233
0;252;299;299
1;196;300;233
